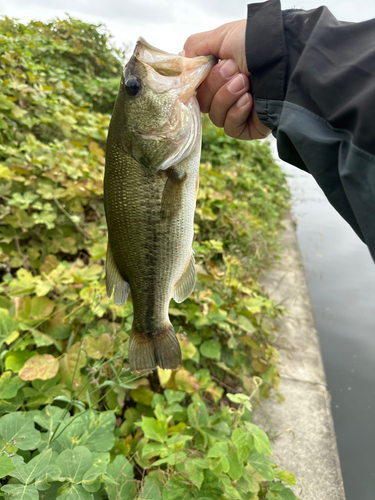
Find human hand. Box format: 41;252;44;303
184;21;271;140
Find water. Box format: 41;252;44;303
270;140;375;500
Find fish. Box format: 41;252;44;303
104;38;215;372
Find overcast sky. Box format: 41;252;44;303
1;0;375;58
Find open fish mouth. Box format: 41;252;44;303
132;37;216;103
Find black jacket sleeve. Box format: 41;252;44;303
245;0;375;261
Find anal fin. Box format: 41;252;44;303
106;241;130;306
173;250;196;303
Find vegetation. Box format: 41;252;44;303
0;16;296;500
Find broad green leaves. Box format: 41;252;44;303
106;455;135;500
0;15;296;500
0;412;40;450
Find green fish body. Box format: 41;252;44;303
104;39;215;371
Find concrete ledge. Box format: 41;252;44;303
253;216;346;500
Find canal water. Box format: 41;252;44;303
270;140;375;500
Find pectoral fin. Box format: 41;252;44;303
106;241;130;306
161;167;187;219
173;251;196;303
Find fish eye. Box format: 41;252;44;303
124;76;142;97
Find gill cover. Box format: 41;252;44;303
120;38;216;172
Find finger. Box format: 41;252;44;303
209;74;249;128
184;27;226;58
196;59;239;113
224;94;271;140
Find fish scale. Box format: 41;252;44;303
104;38;215;371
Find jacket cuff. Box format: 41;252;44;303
246;0;287;100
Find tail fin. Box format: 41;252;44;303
129;323;181;372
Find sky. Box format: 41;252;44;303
1;0;375;57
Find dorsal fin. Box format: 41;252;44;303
106;241;130;306
173;251;196;303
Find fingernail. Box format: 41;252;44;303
236;92;250;107
228;74;246;94
219;59;238;78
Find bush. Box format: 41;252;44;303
0;16;296;500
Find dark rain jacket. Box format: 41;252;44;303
245;0;375;261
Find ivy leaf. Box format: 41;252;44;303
199;339;221;360
57;484;94;500
164;390;185;405
174;368;200;393
248;450;275;481
0;308;19;348
187;401;209;429
106;455;135;500
227;450;243;480
5;350;37;373
0;484;39;500
138;417;167;443
232;427;254;461
245;422;273;456
8;448;53;484
274;469;296;486
19;354;59;381
0;455;16;478
0;372;24;399
55;446;93;483
33;405;69;434
83;334;114;359
80;411;116;452
130;386;154;406
207;441;228;458
0;412;41;450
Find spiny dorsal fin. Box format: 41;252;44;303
173;251;196;303
106;241;130;306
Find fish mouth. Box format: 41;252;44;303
132;37;216;103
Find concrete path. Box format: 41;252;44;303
253;216;346;500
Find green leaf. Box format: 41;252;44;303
19;354;59;381
81;411;116;452
130;386;154;406
0;455;15;478
274;469;296;486
55;446;93;483
1;484;39;500
82;466;104;492
83;334;114;359
199;339;221;360
138;417;167;443
0;308;19;347
0;412;41;450
245;422;273;456
164;390;185;405
57;484;94;500
5;351;37;373
232;427;254;461
8;449;54;484
33;405;67;433
247;450;275;481
227;450;243;480
0;372;24;399
106;455;135;500
207;441;228;458
140;476;162;499
187;401;208;428
142;442;168;460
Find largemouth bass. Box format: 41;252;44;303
104;38;215;372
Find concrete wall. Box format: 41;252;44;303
253;216;346;500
